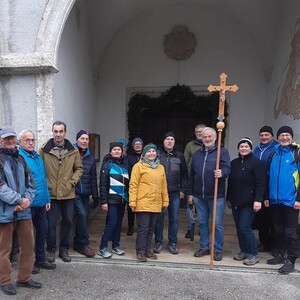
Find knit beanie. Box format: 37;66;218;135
163;131;175;140
132;137;143;146
237;137;253;150
109;141;123;152
277;126;294;138
142;143;157;156
259;125;273;136
76;130;89;141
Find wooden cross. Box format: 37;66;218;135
207;73;238;270
208;73;238;122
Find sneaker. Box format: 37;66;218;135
153;243;163;254
233;252;247;261
74;247;95;258
136;253;147;262
243;255;259;266
98;249;112;259
194;249;210;257
168;243;179;254
145;252;157;260
214;252;223;261
35;261;56;270
59;251;71;262
278;260;295;274
185;230;191;239
112;247;125;256
127;227;134;236
267;254;285;265
47;251;55;263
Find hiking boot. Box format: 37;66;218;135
278;260;295;274
136;253;147;262
153;243;163;254
243;255;259;266
267;254;285;265
35;261;56;270
214;252;223;261
194;249;210;257
59;251;71;262
47;251;55;263
145;252;157;260
127;227;134;236
233;252;247;261
185;230;191;239
98;248;112;259
31;265;40;274
74;247;95;258
0;283;16;295
168;243;179;254
112;247;125;256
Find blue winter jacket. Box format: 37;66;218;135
19;146;50;207
269;144;300;207
188;146;231;199
0;148;36;223
253;140;278;166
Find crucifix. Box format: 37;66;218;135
207;73;238;270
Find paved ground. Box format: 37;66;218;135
4;258;300;300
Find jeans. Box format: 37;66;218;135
232;206;257;256
46;199;74;253
136;212;159;254
194;196;225;252
155;192;180;245
74;195;90;248
100;203;125;250
31;206;48;262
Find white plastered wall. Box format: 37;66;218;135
95;4;266;159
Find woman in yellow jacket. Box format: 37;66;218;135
129;143;169;262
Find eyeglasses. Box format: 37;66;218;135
23;139;35;143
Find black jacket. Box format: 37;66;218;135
125;152;142;175
157;147;188;194
227;153;266;208
74;146;98;198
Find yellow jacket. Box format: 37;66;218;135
129;160;169;212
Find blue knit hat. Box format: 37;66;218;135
132;137;143;146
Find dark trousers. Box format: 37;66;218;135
127;204;135;229
252;205;275;249
232;206;258;256
136;212;159;255
0;219;34;285
46;199;74;253
271;204;299;262
100;203;125;250
32;206;48;262
74;195;90;248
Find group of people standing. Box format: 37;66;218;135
0;121;299;296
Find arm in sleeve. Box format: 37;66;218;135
162;171;169;208
253;160;266;202
90;158;99;199
220;149;231;178
129;164;140;208
99;161;110;205
71;150;83;185
179;153;188;194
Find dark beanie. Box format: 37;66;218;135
259;125;273;136
76;130;89;141
142;143;157;157
132;137;143;146
163;131;175;140
237;137;253;150
109;141;123;152
277;126;294;138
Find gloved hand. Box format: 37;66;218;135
91;197;99;209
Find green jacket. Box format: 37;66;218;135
184;140;203;173
39;138;83;200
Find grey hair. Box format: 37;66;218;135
201;127;217;138
18;129;35;140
